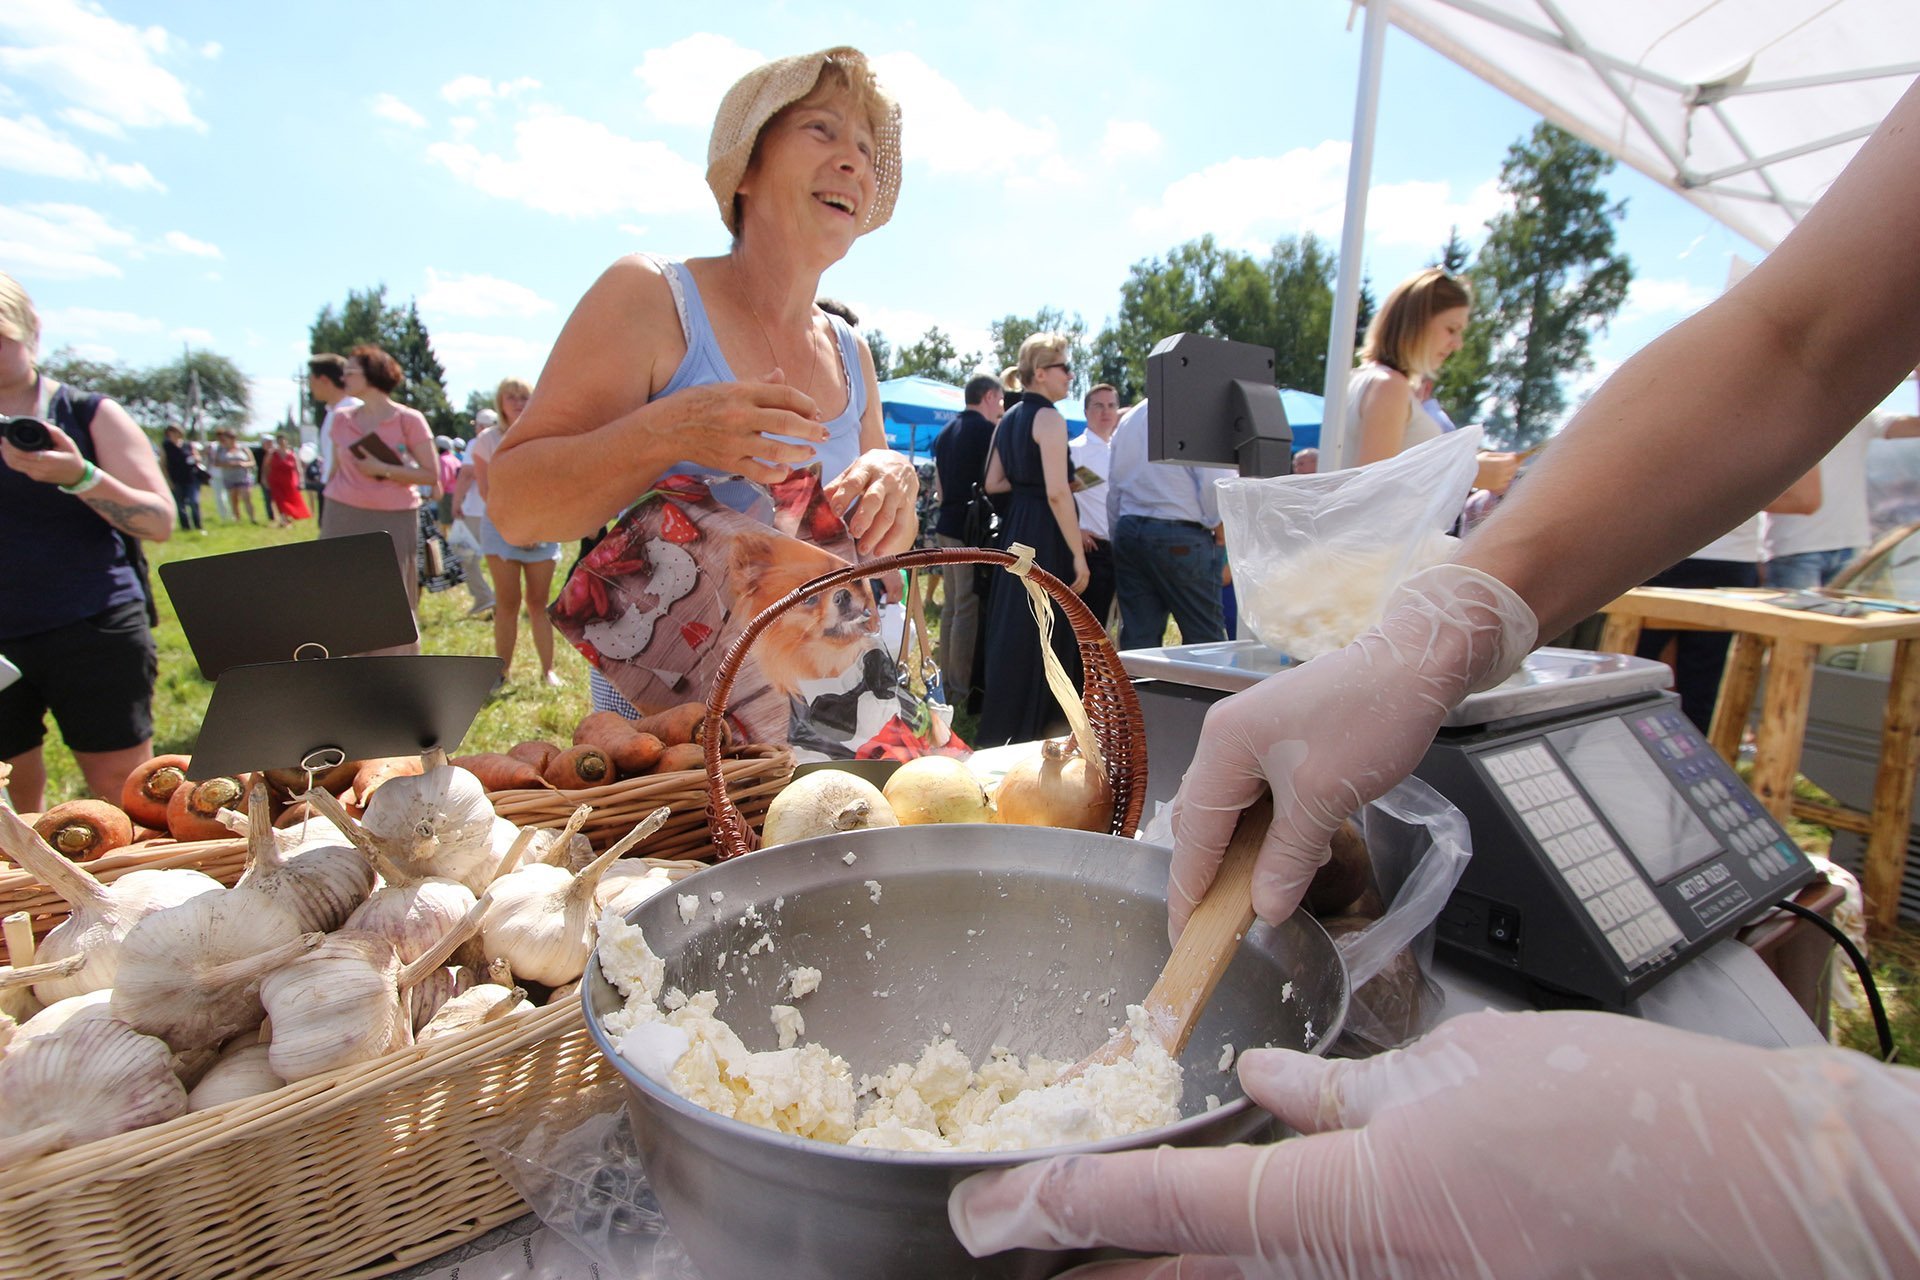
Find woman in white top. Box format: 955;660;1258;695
1342;267;1519;494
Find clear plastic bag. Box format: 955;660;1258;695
477;1079;702;1279
1217;426;1482;659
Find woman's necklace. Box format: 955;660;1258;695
735;264;819;404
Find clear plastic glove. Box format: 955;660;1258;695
949;1009;1920;1278
1168;562;1536;935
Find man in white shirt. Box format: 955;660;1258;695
1106;400;1237;650
1069;382;1120;628
305;353;362;523
1764;385;1920;588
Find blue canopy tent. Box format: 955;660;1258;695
1279;389;1323;451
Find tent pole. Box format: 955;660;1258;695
1321;0;1392;471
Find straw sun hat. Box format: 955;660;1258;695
706;46;902;237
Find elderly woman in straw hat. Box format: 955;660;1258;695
488;46;916;576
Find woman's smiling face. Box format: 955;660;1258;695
736;89;877;253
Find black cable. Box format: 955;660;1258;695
1775;899;1897;1063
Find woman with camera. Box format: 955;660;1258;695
0;271;174;813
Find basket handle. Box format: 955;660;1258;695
702;546;1148;858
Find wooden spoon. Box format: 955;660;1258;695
1069;794;1271;1074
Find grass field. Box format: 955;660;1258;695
29;516;1919;1060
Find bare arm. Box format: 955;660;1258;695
1034;410;1086;578
488;255;825;544
1351;371;1412;466
0;399;173;542
402;426;440;495
984;444;1009;495
1766;464;1821;516
1460;80;1920;636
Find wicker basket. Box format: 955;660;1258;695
703;546;1147;858
488;743;792;857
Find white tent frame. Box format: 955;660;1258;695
1319;0;1920;468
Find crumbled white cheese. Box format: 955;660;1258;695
677;894;699;924
770;1004;805;1049
747;933;773;956
710;890;725;904
787;966;822;999
865;880;882;904
842;851;857;865
1281;981;1294;1002
1218;1043;1236;1073
1205;1094;1222;1111
859;923;871;938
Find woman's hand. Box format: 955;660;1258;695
1;421;90;488
1474;450;1522;494
950;1010;1920;1277
1070;553;1090;594
826;447;920;556
1167;563;1535;934
674;369;829;486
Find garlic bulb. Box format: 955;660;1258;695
0;808;221;1003
260;894;486;1083
186;1041;284;1112
545;980;579;1006
110;887;323;1051
417;984;532;1040
493;806;591;881
235;780;374;933
355;749;499;892
408;965;477;1034
594;863;677;921
482;808;669;987
0;1018;186;1165
14;989;112;1042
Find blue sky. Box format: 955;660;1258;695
2;0;1853;435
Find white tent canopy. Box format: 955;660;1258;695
1321;0;1920;467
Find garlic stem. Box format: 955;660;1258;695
565;807;670;913
492;826;541;880
0;809;111;914
0;1121;69;1166
396;894;490;992
200;932;325;987
216;807;248;837
245;780;277;869
423;747;450;772
0;954;86;989
2;912;34;966
302;787;406;882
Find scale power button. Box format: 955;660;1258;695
1487;905;1521;951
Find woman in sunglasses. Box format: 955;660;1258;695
975;330;1088;746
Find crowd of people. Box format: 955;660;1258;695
5;41;1920;1273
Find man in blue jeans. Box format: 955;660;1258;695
1764;391;1920;588
1106;401;1236;650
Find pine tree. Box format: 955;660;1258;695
309;286;460;437
1471;123;1633;447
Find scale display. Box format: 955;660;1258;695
1427;695;1815;1004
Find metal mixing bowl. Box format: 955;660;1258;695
583;823;1348;1280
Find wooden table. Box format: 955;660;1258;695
1599;587;1920;932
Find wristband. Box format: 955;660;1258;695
58;460;103;495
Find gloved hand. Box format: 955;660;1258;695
1168;562;1536;935
949;1009;1920;1278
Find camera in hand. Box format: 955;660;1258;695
1;415;54;452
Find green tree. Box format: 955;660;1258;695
1266;233;1338;392
1353;274;1376;357
309;285;460;437
891;326;973;385
41;347;250;437
1437;225;1472;273
461;388;495;432
987;308;1091;394
1470;123;1632;446
865;329;892;381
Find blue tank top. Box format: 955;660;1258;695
0;382;145;639
645;255;866;516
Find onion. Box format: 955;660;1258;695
882;756;994;825
761;771;898;847
992;738;1113;832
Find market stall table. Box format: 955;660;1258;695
1598;586;1920;932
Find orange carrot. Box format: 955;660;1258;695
633;702;728;749
167;773;249;842
350;756;423;806
544;745;614;790
507;741;563;772
33;800;133;861
121;754;191;829
649;742;708;775
273;802;318;830
574;712;665;774
453;753;550;792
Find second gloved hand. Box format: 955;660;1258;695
1168;562;1536;933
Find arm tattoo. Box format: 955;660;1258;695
82;492;172;538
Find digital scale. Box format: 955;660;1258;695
1120;642;1817;1006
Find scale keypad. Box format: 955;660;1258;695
1483;743;1685;969
1634;710;1804;885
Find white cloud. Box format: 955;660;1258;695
0;0;204;132
848;301;993;371
419;269;555;320
41;305;162;339
171;326;216;345
426;109;708;218
371;93;427;129
64;341;118;362
449;115;476;140
162;229;221;258
618;222;649;238
0;200;134;278
1100;119;1162;163
440;74;540;106
1621;276;1717;323
1132;143;1502;253
57;106;122;138
871;52;1067;180
633;34;765;128
431;331;551;397
200;41;221;60
0;113;162;189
